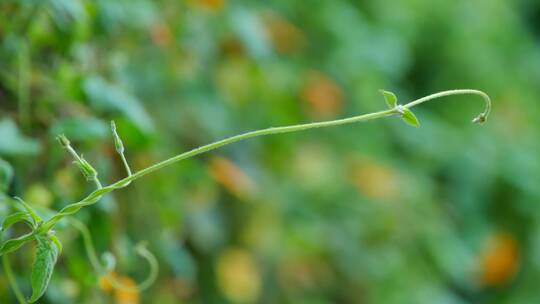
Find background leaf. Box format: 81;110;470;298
49;117;109;143
0;119;41;156
82;76;155;134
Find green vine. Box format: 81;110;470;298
0;89;491;303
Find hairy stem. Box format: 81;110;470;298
41;89;491;230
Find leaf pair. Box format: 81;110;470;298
0;197;62;303
380;90;420;127
0;197;42;256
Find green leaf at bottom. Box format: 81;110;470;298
29;235;60;303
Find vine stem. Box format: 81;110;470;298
404;89;491;122
40;89;491;231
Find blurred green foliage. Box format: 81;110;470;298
1;0;540;303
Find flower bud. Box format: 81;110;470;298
110;121;124;154
56;134;70;148
472;113;487;124
76;157;98;181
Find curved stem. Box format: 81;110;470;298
69;219;103;273
41;89;491;230
131;242;159;291
2;254;27;304
404;89;491;123
69;219;158;292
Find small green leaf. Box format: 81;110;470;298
29;235;60;303
13;197;42;226
380;90;398;108
1;212;31;232
0;233;35;256
401;108;420;127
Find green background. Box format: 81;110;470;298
1;0;540;303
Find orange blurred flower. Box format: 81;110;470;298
98;272;140;304
114;276;140;304
98;271;117;293
263;11;305;54
478;232;520;286
220;36;245;57
149;23;174;48
207;156;256;199
300;71;343;118
277;256;334;291
193;0;225;11
349;157;400;201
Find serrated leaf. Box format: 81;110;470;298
1;212;31;232
29;235;60;303
401;108;420;127
380;90;398;108
0;232;35;256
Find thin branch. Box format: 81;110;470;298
39;89;492;231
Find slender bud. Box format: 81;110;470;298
76;157;98;181
56;134;70;148
110;121;124;154
472;113;487;124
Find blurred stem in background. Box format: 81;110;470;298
17;39;30;131
2;255;26;304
